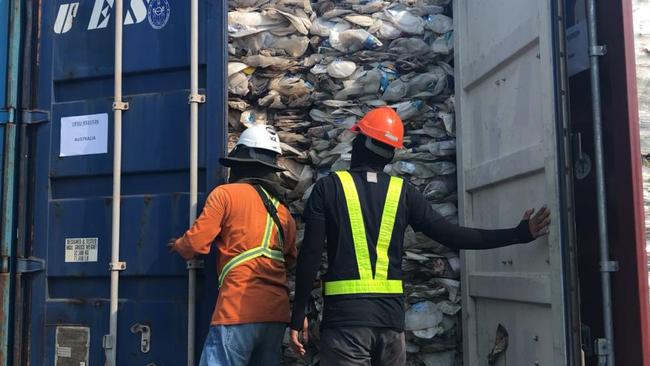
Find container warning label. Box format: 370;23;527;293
55;326;89;366
65;238;98;263
56;346;71;358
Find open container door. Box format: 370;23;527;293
454;0;577;364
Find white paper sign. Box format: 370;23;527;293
566;20;590;77
56;346;72;358
65;238;98;263
60;113;108;157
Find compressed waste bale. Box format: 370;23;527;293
228;1;460;364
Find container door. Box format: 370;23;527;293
0;0;8;151
25;1;226;365
0;0;10;364
454;0;575;365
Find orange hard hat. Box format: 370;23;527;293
351;107;404;148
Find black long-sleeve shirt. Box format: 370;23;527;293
290;168;534;331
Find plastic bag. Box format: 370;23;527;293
344;14;378;28
418;351;456;366
268;75;313;96
422;178;455;201
335;68;382;99
392;99;425;120
372;20;402;39
228;10;286;38
327;60;357;78
432;31;454;55
425;14;453;34
235;33;310;57
228;72;249;96
243;55;297;70
329;29;383;52
352;1;388;14
388;38;431;57
383;8;425;35
405;301;443;331
382;76;411;101
270;8;312;35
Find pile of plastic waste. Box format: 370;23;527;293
228;1;459;365
634;0;650;154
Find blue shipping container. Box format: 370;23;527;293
0;0;9;172
23;0;227;364
0;0;9;364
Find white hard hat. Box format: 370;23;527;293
219;124;284;171
235;124;282;154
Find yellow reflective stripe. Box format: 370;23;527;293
327;172;404;296
218;247;264;287
335;171;373;280
262;249;285;261
260;211;274;250
260;188;283;250
323;279;403;296
374;176;403;280
218;188;286;288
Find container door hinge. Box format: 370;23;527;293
589;45;607;57
0;256;9;273
572;133;592;180
102;334;114;350
16;256;45;273
188;93;206;104
594;338;610;366
109;261;126;271
22;109;50;124
0;109;10;124
186;259;204;269
112;101;129;111
599;261;619;272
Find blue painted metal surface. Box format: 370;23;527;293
0;0;9;203
26;1;227;364
1;0;22;364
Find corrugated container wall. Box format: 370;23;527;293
0;0;9;364
11;1;227;364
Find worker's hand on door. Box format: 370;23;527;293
167;238;178;253
290;317;309;356
523;206;551;238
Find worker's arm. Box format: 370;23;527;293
283;212;298;269
407;184;549;250
290;218;325;330
289;219;324;355
290;180;328;356
171;187;228;260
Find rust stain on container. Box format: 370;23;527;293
0;273;9;365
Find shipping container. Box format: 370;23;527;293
1;0;649;365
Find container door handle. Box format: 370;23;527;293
130;323;151;354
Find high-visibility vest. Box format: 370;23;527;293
217;188;285;288
323;171;404;296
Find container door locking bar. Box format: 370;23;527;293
586;0;616;364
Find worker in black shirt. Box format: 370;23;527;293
289;107;551;366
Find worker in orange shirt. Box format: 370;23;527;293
169;124;297;366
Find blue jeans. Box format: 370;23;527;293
199;322;286;366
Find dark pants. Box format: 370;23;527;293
320;327;406;366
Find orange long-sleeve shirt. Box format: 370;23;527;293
173;183;297;325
